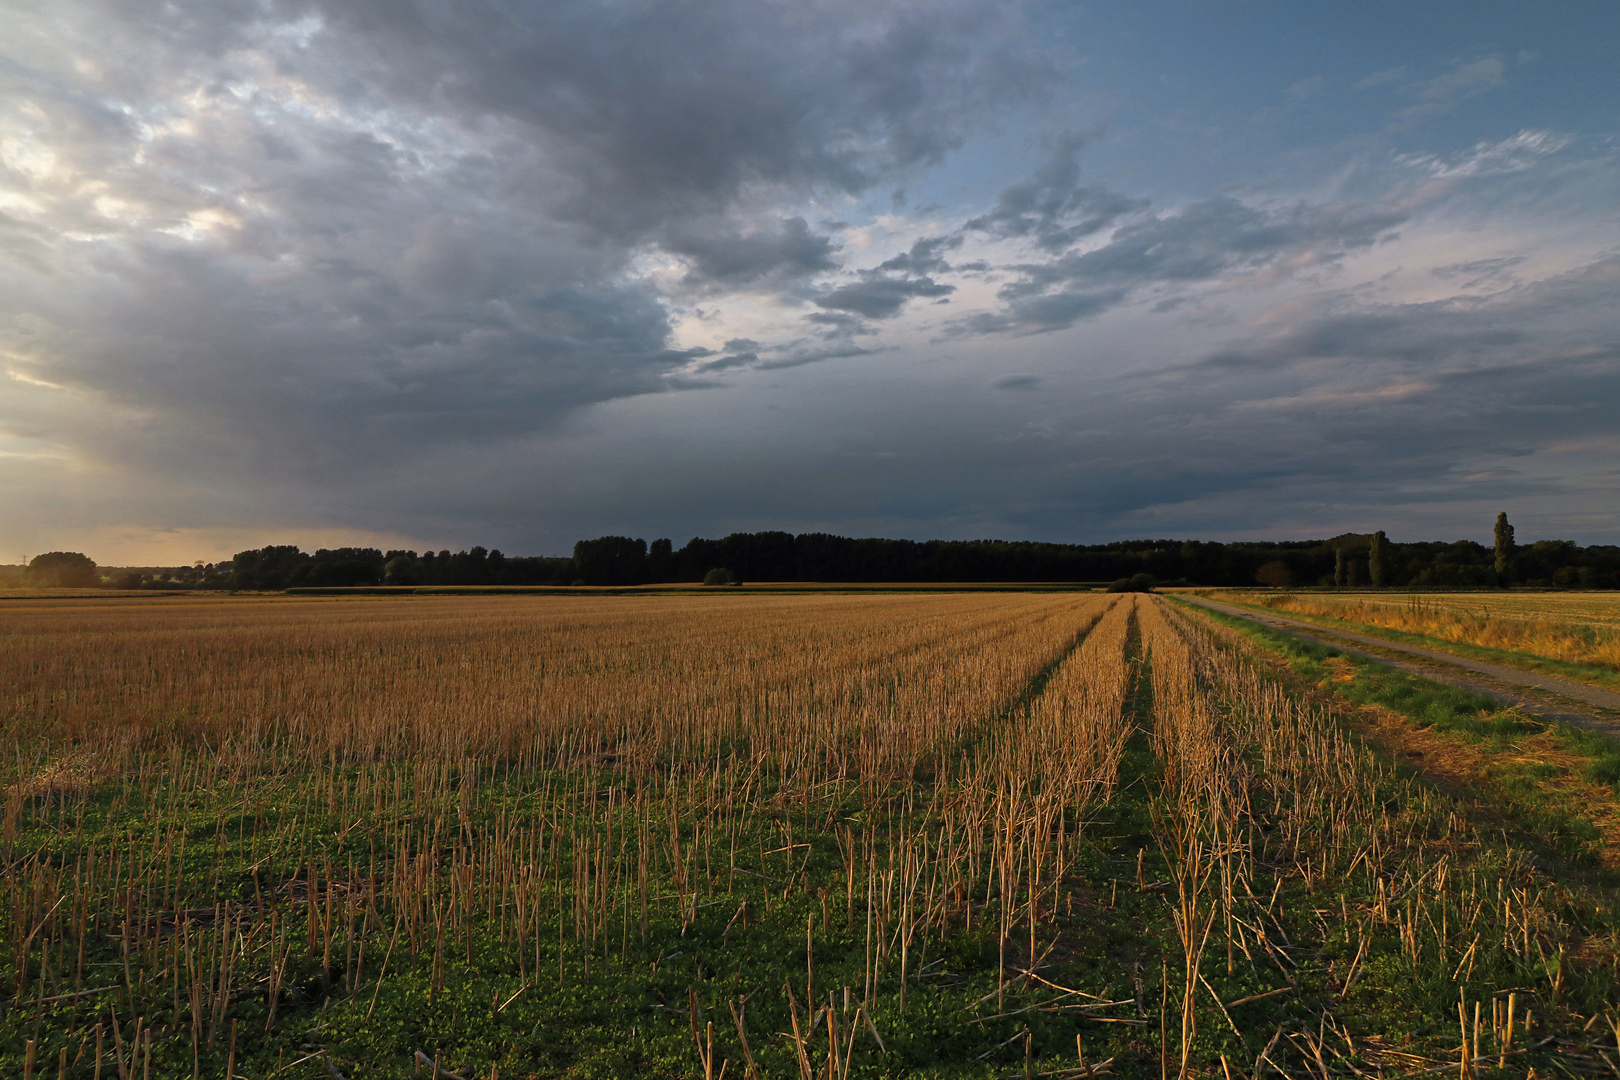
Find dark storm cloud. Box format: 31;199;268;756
0;0;1050;484
950;194;1406;334
294;0;1054;241
296;249;1620;551
511;307;1620;548
755;255;1620;544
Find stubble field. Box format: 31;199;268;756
2;591;1619;1078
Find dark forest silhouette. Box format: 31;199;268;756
48;515;1620;590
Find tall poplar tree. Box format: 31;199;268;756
1494;512;1515;584
1369;531;1388;587
1334;546;1346;587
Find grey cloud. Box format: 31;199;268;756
692;338;764;372
757;344;881;371
1432;256;1527;278
815;275;954;319
1197;315;1524;372
1193;255;1620;378
965;137;1146;251
1431;255;1527;290
804;311;878;335
1055;270;1620;534
690;319;881;376
951;289;1124;336
1162;261;1620;465
877;235;962;275
953;196;1405;335
296;0;1054;240
369;165;1620;547
666;217;838;286
474;290;1620;550
695;352;759;374
810;228;970;324
14;249;694;468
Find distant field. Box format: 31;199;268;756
0;581;1105;601
1225;589;1620;675
2;592;1618;1077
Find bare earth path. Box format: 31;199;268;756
1180;594;1620;739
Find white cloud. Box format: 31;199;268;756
1399;129;1572;178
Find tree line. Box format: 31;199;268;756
565;523;1617;588
13;513;1618;590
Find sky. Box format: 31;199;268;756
2;0;1618;563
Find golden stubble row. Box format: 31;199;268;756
1;591;1143;1044
1;593;1110;779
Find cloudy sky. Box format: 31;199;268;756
2;0;1617;562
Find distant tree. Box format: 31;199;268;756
573;537;648;586
1368;531;1388;587
231;545;309;590
27;552;99;588
1494;512;1515;584
304;550;384;587
648;538;674;582
1334;547;1345;587
1105;574;1156;593
383;554;421;586
703;568;737;586
1255;561;1292;588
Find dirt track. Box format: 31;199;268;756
1180;594;1620;739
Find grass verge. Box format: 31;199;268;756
1178;598;1620;876
1204;593;1620;691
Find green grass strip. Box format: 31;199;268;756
1204;593;1620;691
